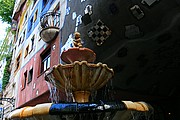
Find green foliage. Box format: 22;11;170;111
0;0;15;23
0;27;12;61
2;53;12;89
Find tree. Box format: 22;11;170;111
0;27;12;61
2;53;12;89
0;0;15;23
0;27;13;90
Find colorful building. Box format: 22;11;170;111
9;0;61;110
2;0;180;119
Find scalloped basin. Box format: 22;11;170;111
8;101;150;119
61;48;96;63
45;61;114;102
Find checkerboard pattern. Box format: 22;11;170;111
88;20;111;46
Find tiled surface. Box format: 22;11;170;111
88;20;111;46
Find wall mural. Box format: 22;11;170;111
59;0;180;97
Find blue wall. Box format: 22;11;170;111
27;0;55;39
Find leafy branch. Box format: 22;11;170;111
0;0;15;23
2;53;12;89
0;27;12;61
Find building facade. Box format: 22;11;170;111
8;0;61;112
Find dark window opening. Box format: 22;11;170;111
24;13;28;24
25;45;29;58
33;0;37;7
34;9;38;22
21;71;27;90
50;0;55;4
18;37;22;46
29;17;33;31
28;68;33;83
31;35;35;51
15;54;21;71
22;30;26;43
42;0;48;9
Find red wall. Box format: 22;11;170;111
17;36;60;107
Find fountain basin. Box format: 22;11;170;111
45;61;114;102
61;47;96;63
8;101;150;119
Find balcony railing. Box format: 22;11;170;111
40;11;60;43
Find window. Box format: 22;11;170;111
34;10;38;22
24;45;29;57
33;0;37;7
15;54;21;71
18;37;22;46
50;0;55;4
41;48;51;73
21;71;27;90
28;68;33;83
22;30;26;43
24;13;28;25
42;0;48;9
28;17;33;31
30;35;35;52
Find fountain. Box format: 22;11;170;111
7;32;151;120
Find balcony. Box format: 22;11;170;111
40;11;60;43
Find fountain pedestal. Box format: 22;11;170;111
74;91;90;103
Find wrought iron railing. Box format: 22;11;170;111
40;11;60;29
0;97;15;107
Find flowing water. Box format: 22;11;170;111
64;68;74;102
44;68;154;120
46;73;60;103
130;110;154;120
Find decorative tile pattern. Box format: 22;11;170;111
130;5;144;20
81;0;86;2
72;12;77;20
84;5;93;15
75;15;82;31
141;0;159;6
88;20;111;46
66;7;70;15
125;24;143;39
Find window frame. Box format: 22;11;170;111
30;35;35;53
24;45;29;58
15;54;21;72
28;17;34;32
40;48;51;73
28;68;33;83
34;9;38;22
21;70;27;90
42;0;49;10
